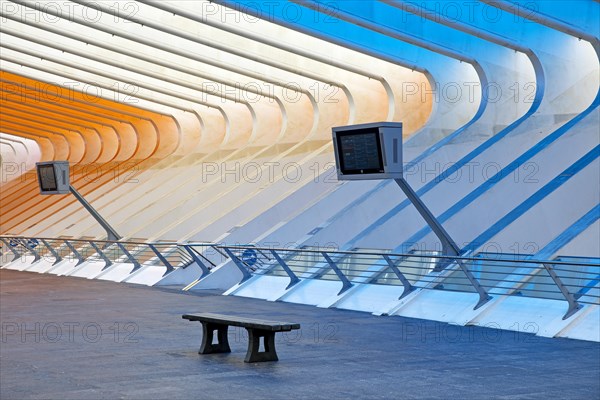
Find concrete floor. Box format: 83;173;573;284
1;269;599;400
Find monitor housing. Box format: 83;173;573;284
332;122;403;180
36;161;70;195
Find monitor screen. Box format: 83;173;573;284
38;164;58;192
337;128;384;175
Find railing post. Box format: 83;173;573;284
149;244;174;275
382;255;415;299
542;263;583;319
222;247;253;283
183;245;211;279
453;257;492;310
41;239;62;265
89;241;112;269
116;242;142;271
64;240;85;266
1;238;21;262
321;252;353;295
270;250;301;289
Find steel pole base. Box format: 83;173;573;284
563;304;584;320
473;295;493;310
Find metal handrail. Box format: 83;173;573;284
217;244;600;268
218;244;599;319
2;236;598;320
0;235;214;277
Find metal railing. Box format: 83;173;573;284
219;245;600;320
0;236;224;278
2;236;598;320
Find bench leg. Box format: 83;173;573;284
245;329;278;362
199;322;231;354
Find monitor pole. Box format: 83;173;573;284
394;178;460;257
69;185;121;242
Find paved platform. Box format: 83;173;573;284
1;269;599;400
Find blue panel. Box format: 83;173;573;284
390;0;583;52
216;0;455;69
503;0;600;38
462;145;600;253
534;205;600;260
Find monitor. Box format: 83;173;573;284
337;128;384;175
332;122;403;180
36;161;70;195
38;164;58;192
